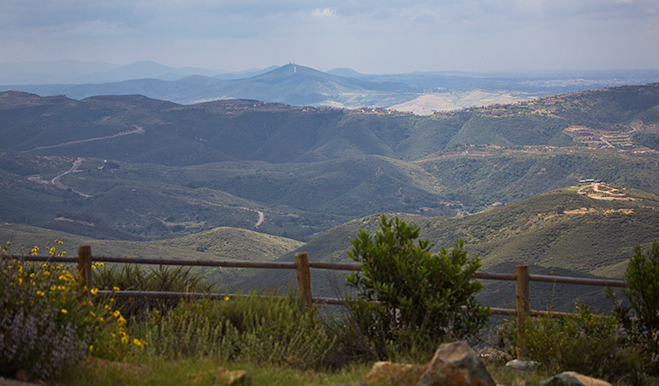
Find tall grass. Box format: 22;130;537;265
138;293;336;369
93;264;214;320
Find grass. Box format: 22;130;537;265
60;357;375;386
56;358;557;386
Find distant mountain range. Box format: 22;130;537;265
2;60;659;113
52;64;418;107
0;60;275;84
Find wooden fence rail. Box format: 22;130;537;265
5;245;628;359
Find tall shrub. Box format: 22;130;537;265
615;241;659;375
345;214;488;359
623;241;659;342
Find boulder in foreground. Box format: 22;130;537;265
416;341;496;386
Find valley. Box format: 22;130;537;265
1;82;659;312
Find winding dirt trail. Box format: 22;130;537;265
254;211;265;228
22;126;144;153
51;158;92;197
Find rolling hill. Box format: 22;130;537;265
1;83;659;242
232;184;659;311
2;183;655;312
0;222;303;261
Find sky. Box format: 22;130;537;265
1;0;658;74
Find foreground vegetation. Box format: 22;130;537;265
2;222;659;385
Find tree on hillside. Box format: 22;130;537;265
345;214;488;359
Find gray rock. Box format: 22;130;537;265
416;341;496;386
505;359;539;372
540;371;612;386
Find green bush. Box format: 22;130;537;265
138;291;336;370
623;242;659;341
345;214;488;360
0;257;88;379
0;242;146;380
498;241;659;383
498;305;637;382
610;241;659;376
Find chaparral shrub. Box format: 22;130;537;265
344;214;489;360
610;241;659;377
498;304;636;382
0;241;144;380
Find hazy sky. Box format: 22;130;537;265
1;0;658;73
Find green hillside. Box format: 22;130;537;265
0;223;303;288
2;84;658;167
417;150;659;211
233;185;659;311
0;223;302;262
1;84;658;243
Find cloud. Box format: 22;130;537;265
312;8;336;17
412;10;441;23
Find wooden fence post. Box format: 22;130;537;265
516;264;530;360
295;252;313;308
77;245;92;298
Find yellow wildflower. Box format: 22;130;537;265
90;288;98;295
113;286;120;291
61;309;67;314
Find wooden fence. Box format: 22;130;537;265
6;245;628;359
